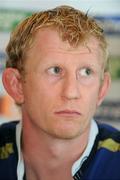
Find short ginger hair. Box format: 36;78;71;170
6;5;108;73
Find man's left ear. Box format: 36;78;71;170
97;72;111;106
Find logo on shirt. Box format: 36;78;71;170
0;143;14;159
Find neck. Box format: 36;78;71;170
22;119;90;180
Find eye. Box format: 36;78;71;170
79;68;92;77
47;66;62;75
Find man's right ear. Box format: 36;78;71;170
2;68;24;105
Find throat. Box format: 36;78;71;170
22;117;90;180
24;161;74;180
22;139;87;180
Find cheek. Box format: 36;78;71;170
83;83;100;113
23;77;58;113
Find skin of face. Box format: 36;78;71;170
3;28;110;140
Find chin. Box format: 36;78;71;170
50;127;82;140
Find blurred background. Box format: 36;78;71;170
0;0;120;128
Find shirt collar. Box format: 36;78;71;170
16;120;25;180
72;119;98;176
16;119;98;179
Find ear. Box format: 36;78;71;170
97;72;111;106
2;68;24;105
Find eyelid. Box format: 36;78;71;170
47;66;63;75
78;67;93;75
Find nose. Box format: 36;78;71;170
61;74;80;100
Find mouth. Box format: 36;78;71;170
54;110;81;117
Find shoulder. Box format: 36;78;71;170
0;121;19;141
82;124;120;179
0;121;19;158
97;123;120;140
0;121;19;138
97;123;120;151
0;121;19;179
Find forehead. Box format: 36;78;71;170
30;28;102;55
25;28;104;71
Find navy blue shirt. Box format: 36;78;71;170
0;121;120;180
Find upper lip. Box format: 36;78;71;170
55;110;81;115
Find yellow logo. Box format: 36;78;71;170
0;143;14;159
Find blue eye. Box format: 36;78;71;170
79;68;92;77
48;66;62;75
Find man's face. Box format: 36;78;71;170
21;28;107;139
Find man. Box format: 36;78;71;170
1;5;120;180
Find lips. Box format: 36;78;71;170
54;110;81;117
